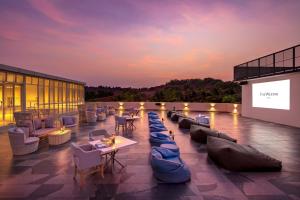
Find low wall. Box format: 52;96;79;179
85;101;241;114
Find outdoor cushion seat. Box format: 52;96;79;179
167;110;175;118
160;143;180;155
148;111;158;115
190;125;236;144
8;127;39;156
149;132;175;146
178;117;197;129
149;119;163;125
149;115;160;119
207;137;282;171
170;113;184;122
149;124;167;132
151;147;191;183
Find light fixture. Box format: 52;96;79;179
160;102;166;110
209;103;216;112
233;104;238;114
140;102;145;110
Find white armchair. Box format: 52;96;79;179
8;127;39;155
71;143;104;186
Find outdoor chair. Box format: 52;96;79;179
149;132;175;146
8;127;39;155
151;146;191;183
89;129;111;141
115;116;127;133
71;143;104;187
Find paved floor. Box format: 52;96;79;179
0;111;300;200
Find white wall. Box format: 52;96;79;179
241;72;300;128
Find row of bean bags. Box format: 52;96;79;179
167;110;210;129
148;112;191;183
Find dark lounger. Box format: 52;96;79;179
207;137;282;171
178;117;210;129
190;125;236;144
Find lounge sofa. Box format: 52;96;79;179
149;132;175;146
31;117;58;137
190;125;236;144
207;137;282;171
8;127;39;155
151;146;191;183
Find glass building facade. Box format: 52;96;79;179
0;64;85;126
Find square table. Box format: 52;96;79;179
89;136;137;170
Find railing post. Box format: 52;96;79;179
258;59;260;77
293;47;296;70
273;53;276;73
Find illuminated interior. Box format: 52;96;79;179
0;70;85;126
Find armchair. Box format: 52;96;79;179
71;143;104;186
8;127;39;155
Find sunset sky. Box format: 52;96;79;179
0;0;299;87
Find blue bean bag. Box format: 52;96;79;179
149;119;163;125
148;111;158;115
151;147;191;183
149;132;175;146
149;124;167;132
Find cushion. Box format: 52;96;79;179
17;119;34;133
14;127;25;134
33;119;42;130
45;117;55;128
63;116;75;126
207;137;282;171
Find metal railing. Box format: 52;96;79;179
234;44;300;81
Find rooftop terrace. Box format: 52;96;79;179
0;111;299;199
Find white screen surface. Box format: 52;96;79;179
252;79;290;110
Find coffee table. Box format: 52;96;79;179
48;129;71;145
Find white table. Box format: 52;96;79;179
124;115;140;130
90;136;137;170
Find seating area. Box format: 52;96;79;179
0;110;297;199
167;110;282;172
148;111;191;183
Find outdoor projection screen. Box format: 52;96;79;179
252;79;290;110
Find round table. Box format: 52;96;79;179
48;129;71;145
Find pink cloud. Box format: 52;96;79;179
28;0;74;26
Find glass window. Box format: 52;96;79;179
0;72;5;82
32;77;38;85
7;73;15;82
26;84;38;109
26;76;32;84
16;75;23;83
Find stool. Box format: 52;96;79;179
160;143;180;153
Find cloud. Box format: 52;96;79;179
28;0;74;26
